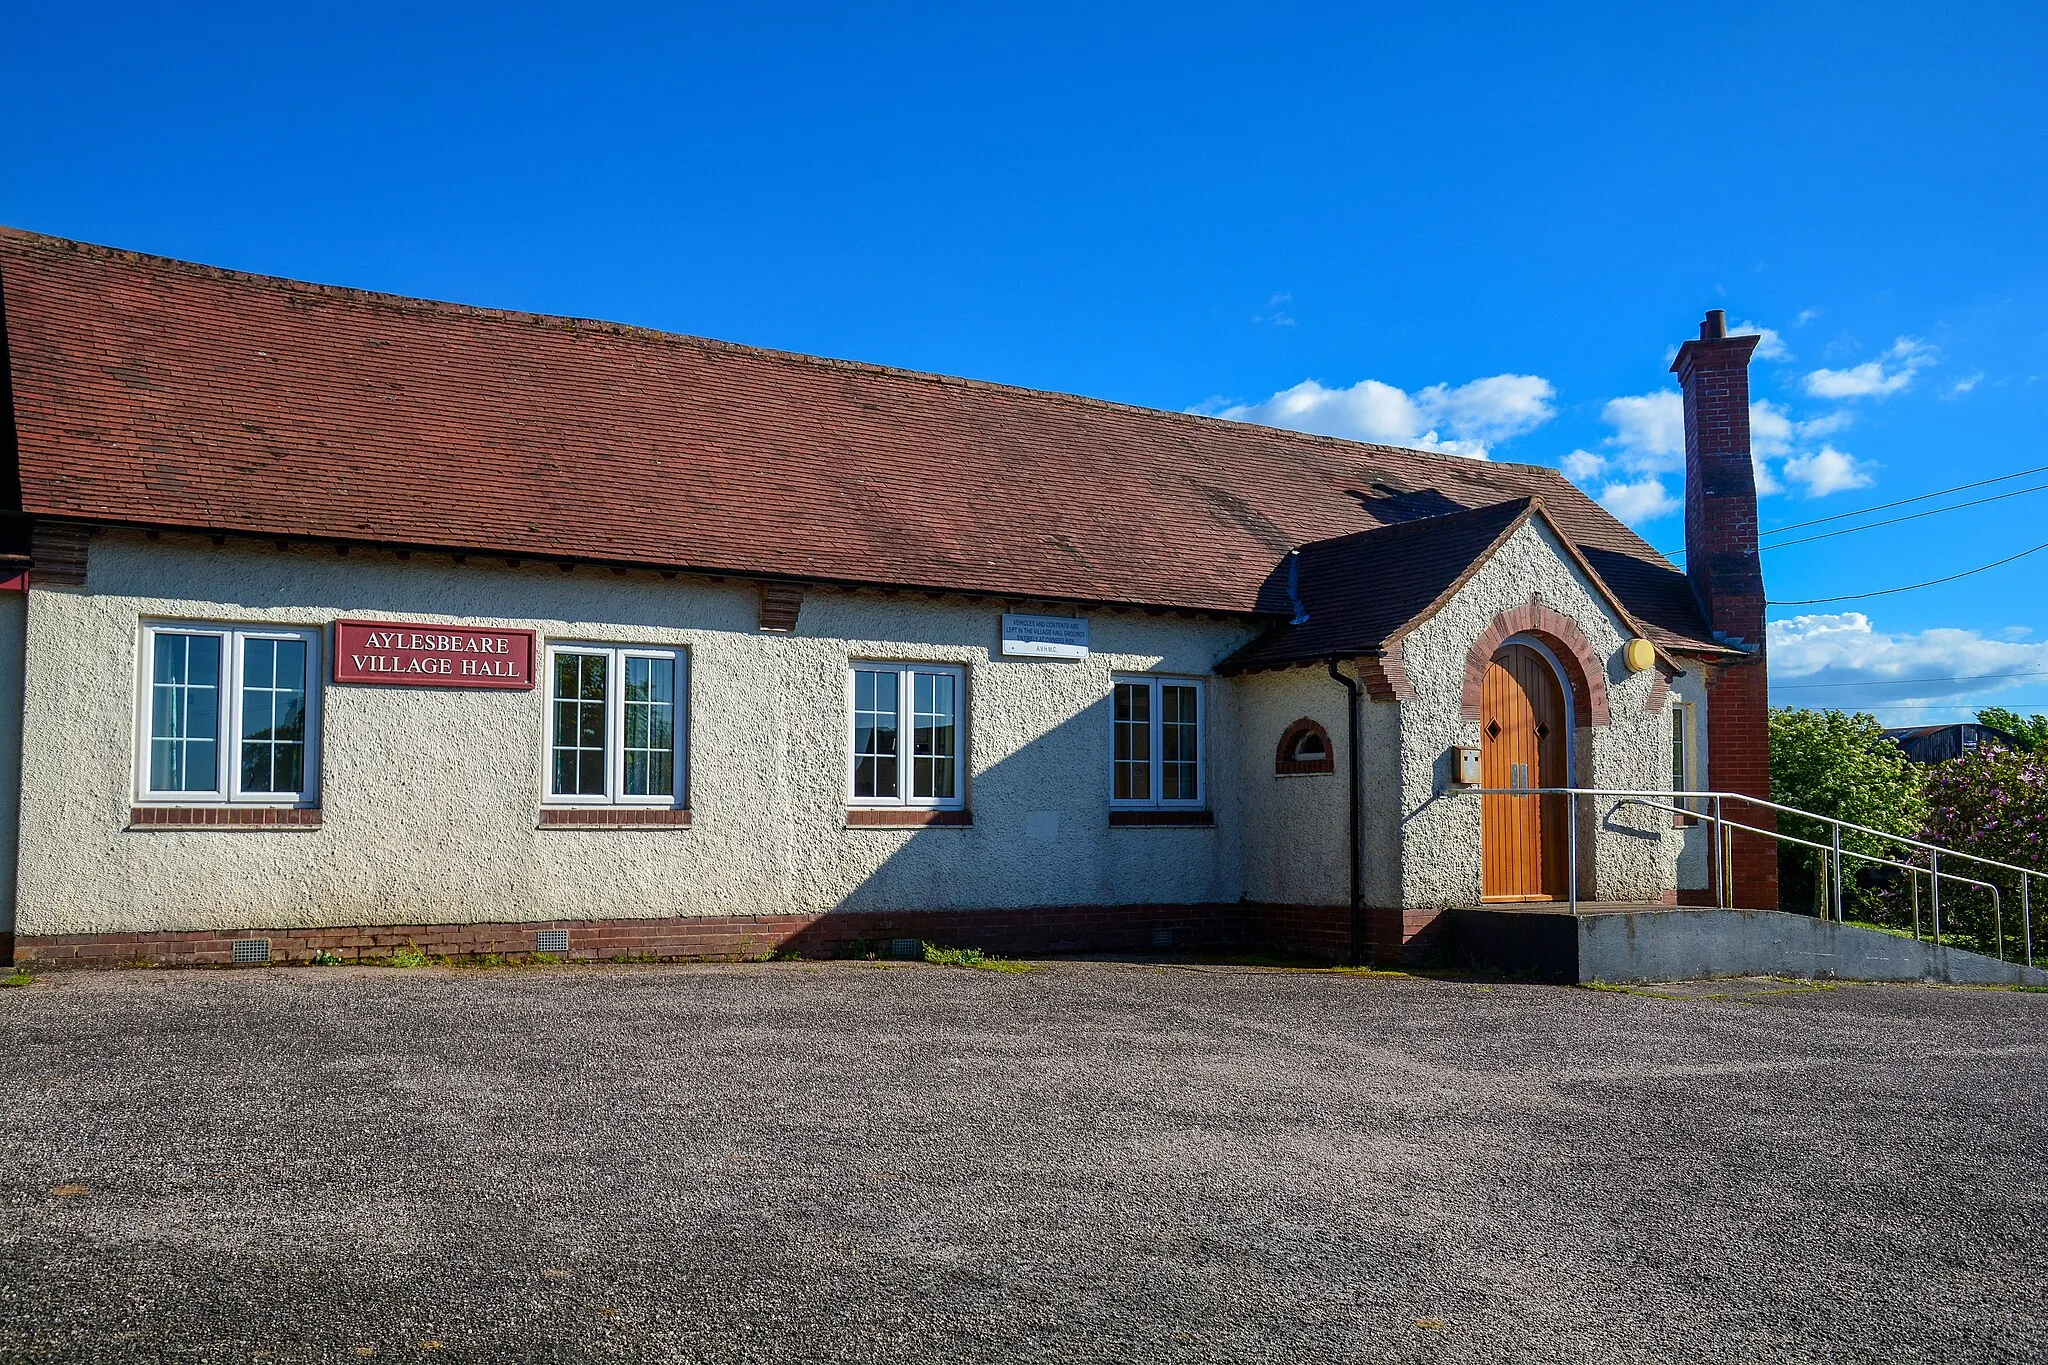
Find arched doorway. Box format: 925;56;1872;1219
1481;641;1570;901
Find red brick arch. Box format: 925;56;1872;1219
1460;602;1611;728
1274;717;1336;775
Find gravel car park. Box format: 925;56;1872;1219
1;959;2042;1363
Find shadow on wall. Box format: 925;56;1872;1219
769;678;1253;960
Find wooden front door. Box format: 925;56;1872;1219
1481;643;1569;901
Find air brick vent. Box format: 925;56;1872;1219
536;930;570;954
232;939;271;965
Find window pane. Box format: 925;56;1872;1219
148;633;222;793
912;671;958;800
1112;682;1152;802
1672;708;1686;790
1162;684;1200;802
851;668;901;799
242;739;270;793
623;656;677;798
187;637;220;688
552;652;609;796
238;637;310;795
245;638;275;690
186;683;218;746
276;742;304;795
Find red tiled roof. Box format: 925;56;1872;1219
1219;498;1690;672
1220;499;1534;671
0;228;1724;651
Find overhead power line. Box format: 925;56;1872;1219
1652;464;2048;561
1769;539;2048;606
1757;464;2048;538
1843;702;2045;712
1775;669;2048;691
1760;482;2048;551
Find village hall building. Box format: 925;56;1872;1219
0;229;1779;968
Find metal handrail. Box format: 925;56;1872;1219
1454;784;2036;967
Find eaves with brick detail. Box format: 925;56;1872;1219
0;228;1728;650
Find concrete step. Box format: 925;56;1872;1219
1447;904;2048;986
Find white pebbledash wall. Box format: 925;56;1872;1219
1237;516;1710;912
5;521;1710;939
1393;517;1694;906
10;532;1260;937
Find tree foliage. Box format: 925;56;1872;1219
1975;706;2048;754
1768;708;1928;919
1768;708;1927;849
1764;707;2046;951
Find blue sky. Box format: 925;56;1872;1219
5;2;2045;722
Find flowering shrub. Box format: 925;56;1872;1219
1922;743;2048;954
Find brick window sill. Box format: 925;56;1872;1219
845;809;973;828
129;806;323;830
538;807;693;828
1108;810;1215;828
1274;761;1336;777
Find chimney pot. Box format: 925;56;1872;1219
1701;309;1727;341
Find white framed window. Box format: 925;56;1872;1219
136;623;321;806
1672;700;1700;814
545;644;686;806
1110;676;1205;808
848;663;965;808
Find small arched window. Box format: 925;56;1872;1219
1275;718;1335;776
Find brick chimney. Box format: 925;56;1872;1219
1673;308;1776;909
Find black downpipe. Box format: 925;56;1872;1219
1327;658;1363;966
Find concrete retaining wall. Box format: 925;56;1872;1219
1577;908;2048;986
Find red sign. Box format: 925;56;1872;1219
332;620;536;690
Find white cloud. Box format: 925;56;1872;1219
1570;387;1867;518
1794;309;1821;327
1748;400;1849;458
1210;372;1555;459
1944;373;1983;398
1769;612;2048;716
1560;449;1606;482
1749;401;1793;459
1417;374;1557;444
1730;321;1789;361
1781;445;1873;498
1804;336;1938;399
1600;391;1685;473
1251;292;1296;327
1581;386;1875;519
1751;455;1783;498
1596;478;1681;525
